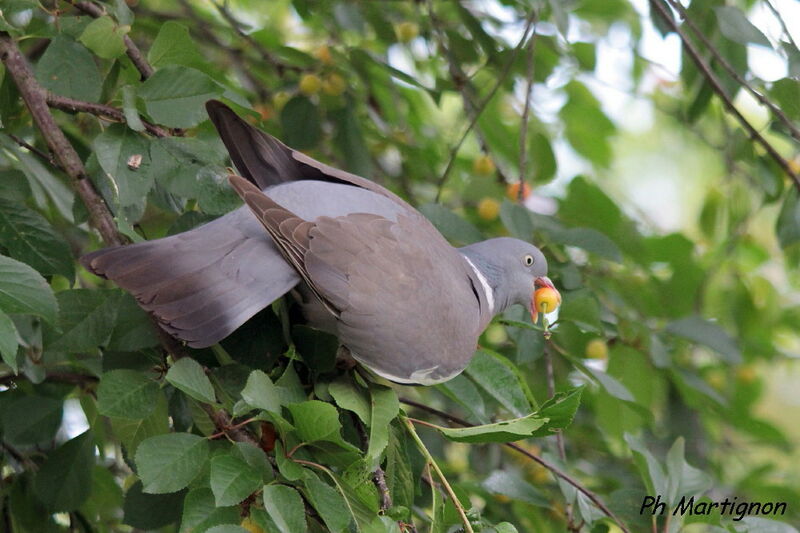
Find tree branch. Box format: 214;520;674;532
46;93;170;138
0;33;125;246
398;397;630;533
68;0;154;80
429;5;538;201
664;0;800;143
517;19;537;202
648;0;800;192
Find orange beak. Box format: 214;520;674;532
531;276;560;324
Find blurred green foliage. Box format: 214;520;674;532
0;0;799;532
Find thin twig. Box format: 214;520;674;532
517;17;538;202
399;397;630;533
664;0;800;143
68;0;154;80
46;93;171;137
207;408;260;446
401;415;474;533
431;6;538;201
7;133;62;171
545;343;574;530
648;0;800;192
0;33;125;246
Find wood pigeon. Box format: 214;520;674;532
81;101;558;385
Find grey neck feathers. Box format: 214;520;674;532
459;245;513;315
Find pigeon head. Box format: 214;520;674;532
459;237;555;318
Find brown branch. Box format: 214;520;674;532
664;0;800;143
648;0;800;192
46;93;170;138
517;19;537;202
0;33;125;246
430;5;538;201
207;408;260;446
68;0;154;80
399;397;630;533
7;133;62;171
213;2;300;77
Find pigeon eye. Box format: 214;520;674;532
523;254;534;266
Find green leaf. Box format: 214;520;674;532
287;400;345;443
559;289;602;333
418;204;483;245
241;370;282;413
79;16;128;59
482;469;548;506
771;79;800;121
434;413;547;443
500;200;535;240
436;373;490;424
777;189;800;249
205;526;249;533
121;84;145;132
280;95;321;149
210;454;262;506
33;431;94;511
123;481;186;530
304;472;352;533
550;227;622;262
231;441;274;483
0;309;19;372
148;21;207;69
366;385;399;466
35;35;101;102
329;377;371;425
664;437;712;506
262;484;308;533
179;488;239;533
465;350;532;417
111;392;171;457
47;289;116;352
666;316;742;363
92;124;153;221
0;254;58;323
535;387;583;435
2;395;62;446
560;82;615;167
135;432;209;493
0;198;74;278
139;66;223;128
530;131;557;184
585;366;635;402
384;423;415;510
715;6;771;47
97;369;159;419
294;324;339;374
166;357;217;404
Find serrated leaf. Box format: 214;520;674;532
47;289;117;352
534;387;583;435
2;395;62;446
465;351;531;417
79;16;128;59
210;454;262;506
33;431;94;511
241;370;282;413
287;400;345;443
97;369;159;419
35;35;101;102
0;198;74;278
123;481;186;529
0;309;19;372
179;488;239;533
110;389;169;455
262;484;307;533
366;385;399;467
433;413;547;443
715;6;771;47
280;95;321;149
231;441;273;482
0;255;58;323
139;66;224;128
329;377;371;425
304;472;352;533
148;21;207;69
135;433;209;494
166;357;217;404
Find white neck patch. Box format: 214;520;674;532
463;256;495;314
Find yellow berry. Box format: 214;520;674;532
473;155;496;176
706;370;726;391
272;91;291;110
585;339;609;361
322;73;346;96
315;44;333;65
298;73;322;96
395;22;419;43
477;197;501;221
506;181;532;201
240;518;266;533
534;287;561;314
736;365;757;384
485;324;508;345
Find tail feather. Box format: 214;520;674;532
81;209;299;348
